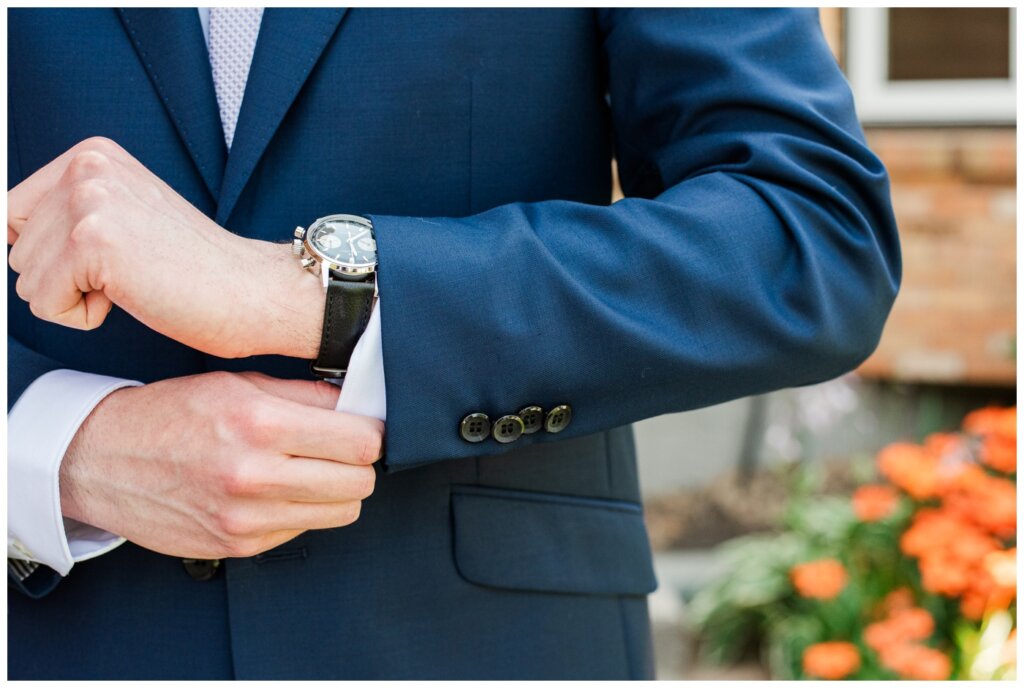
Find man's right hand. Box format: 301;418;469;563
59;371;383;560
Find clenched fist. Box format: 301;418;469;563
60;371;383;559
7;136;324;359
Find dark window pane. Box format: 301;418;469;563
888;8;1010;81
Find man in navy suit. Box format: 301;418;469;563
7;8;899;679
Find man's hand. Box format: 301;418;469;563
7;137;324;359
60;371;382;559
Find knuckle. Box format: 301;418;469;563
68;213;107;248
313;380;339;406
68;179;109;215
223;537;263;559
28;298;51;320
353;466;376;500
77;136;123;158
243;398;279;442
226;397;277;445
218;461;262;497
67;149;112;181
358;426;383;465
213;506;252;539
340;501;362;526
14;274;31;300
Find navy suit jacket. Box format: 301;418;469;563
8;8;899;679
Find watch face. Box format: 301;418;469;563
308;216;376;269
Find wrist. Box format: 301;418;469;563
58;385;135;527
245;239;325;359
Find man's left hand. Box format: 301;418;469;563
7;137;324;359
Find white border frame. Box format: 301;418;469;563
846;8;1016;125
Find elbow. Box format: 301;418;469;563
805;244;901;383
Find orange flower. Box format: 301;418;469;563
852;484;900;522
878;644;952;680
944;469;1017;538
980;435;1017;474
923;431;963;460
960;548;1017;620
963;406;1016;442
877;442;943;499
918;550;972;596
865;607;934;651
802;641;861;680
888;607;935;642
791;559;848;600
882;587;915;614
900;509;969;558
960;587;988;621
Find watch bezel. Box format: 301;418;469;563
303;214;377;279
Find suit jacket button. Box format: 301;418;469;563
544;404;573;433
460;413;491;443
492;414;525;443
183;558;221;581
517;406;544;434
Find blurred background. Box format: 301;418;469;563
633;8;1016;680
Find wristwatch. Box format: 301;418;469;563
293;214;378;379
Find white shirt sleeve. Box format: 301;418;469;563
335;300;387;420
9;301;384;578
8;370;141;576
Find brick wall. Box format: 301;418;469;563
857;128;1016;385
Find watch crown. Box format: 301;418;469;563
294;226;306;239
292;239;305;256
301;257;316;268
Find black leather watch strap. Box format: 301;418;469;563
311;274;376;379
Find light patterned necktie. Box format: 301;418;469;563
207;7;265;149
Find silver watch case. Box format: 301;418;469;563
292;214;377;289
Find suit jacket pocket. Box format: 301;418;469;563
451;485;658;596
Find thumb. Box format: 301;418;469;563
240;372;340;410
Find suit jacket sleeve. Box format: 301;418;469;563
369;9;900;471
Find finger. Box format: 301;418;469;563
241;373;340;410
7;145;83;235
266;457;375;503
271;400;384;465
49;290;114;331
279;500;363;531
247;529;306;556
7;182;66;275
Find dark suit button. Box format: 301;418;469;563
182;558;221;581
460;413;491;443
518;406;544;434
492;414;525;443
544;404;572;433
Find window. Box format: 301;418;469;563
846;8;1016;124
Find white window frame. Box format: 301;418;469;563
846;8;1016;125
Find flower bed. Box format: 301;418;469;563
689;407;1016;680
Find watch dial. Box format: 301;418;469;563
310;218;376;267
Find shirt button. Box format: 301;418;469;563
544;404;573;433
518;406;544;435
459;413;491;443
182;558;221;581
492;414;525;444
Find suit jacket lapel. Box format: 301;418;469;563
117;8;226;201
215;8;348;225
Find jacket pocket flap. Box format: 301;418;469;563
451;485;658;596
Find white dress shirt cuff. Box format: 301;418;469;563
335;300;387;421
8;370;141;576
